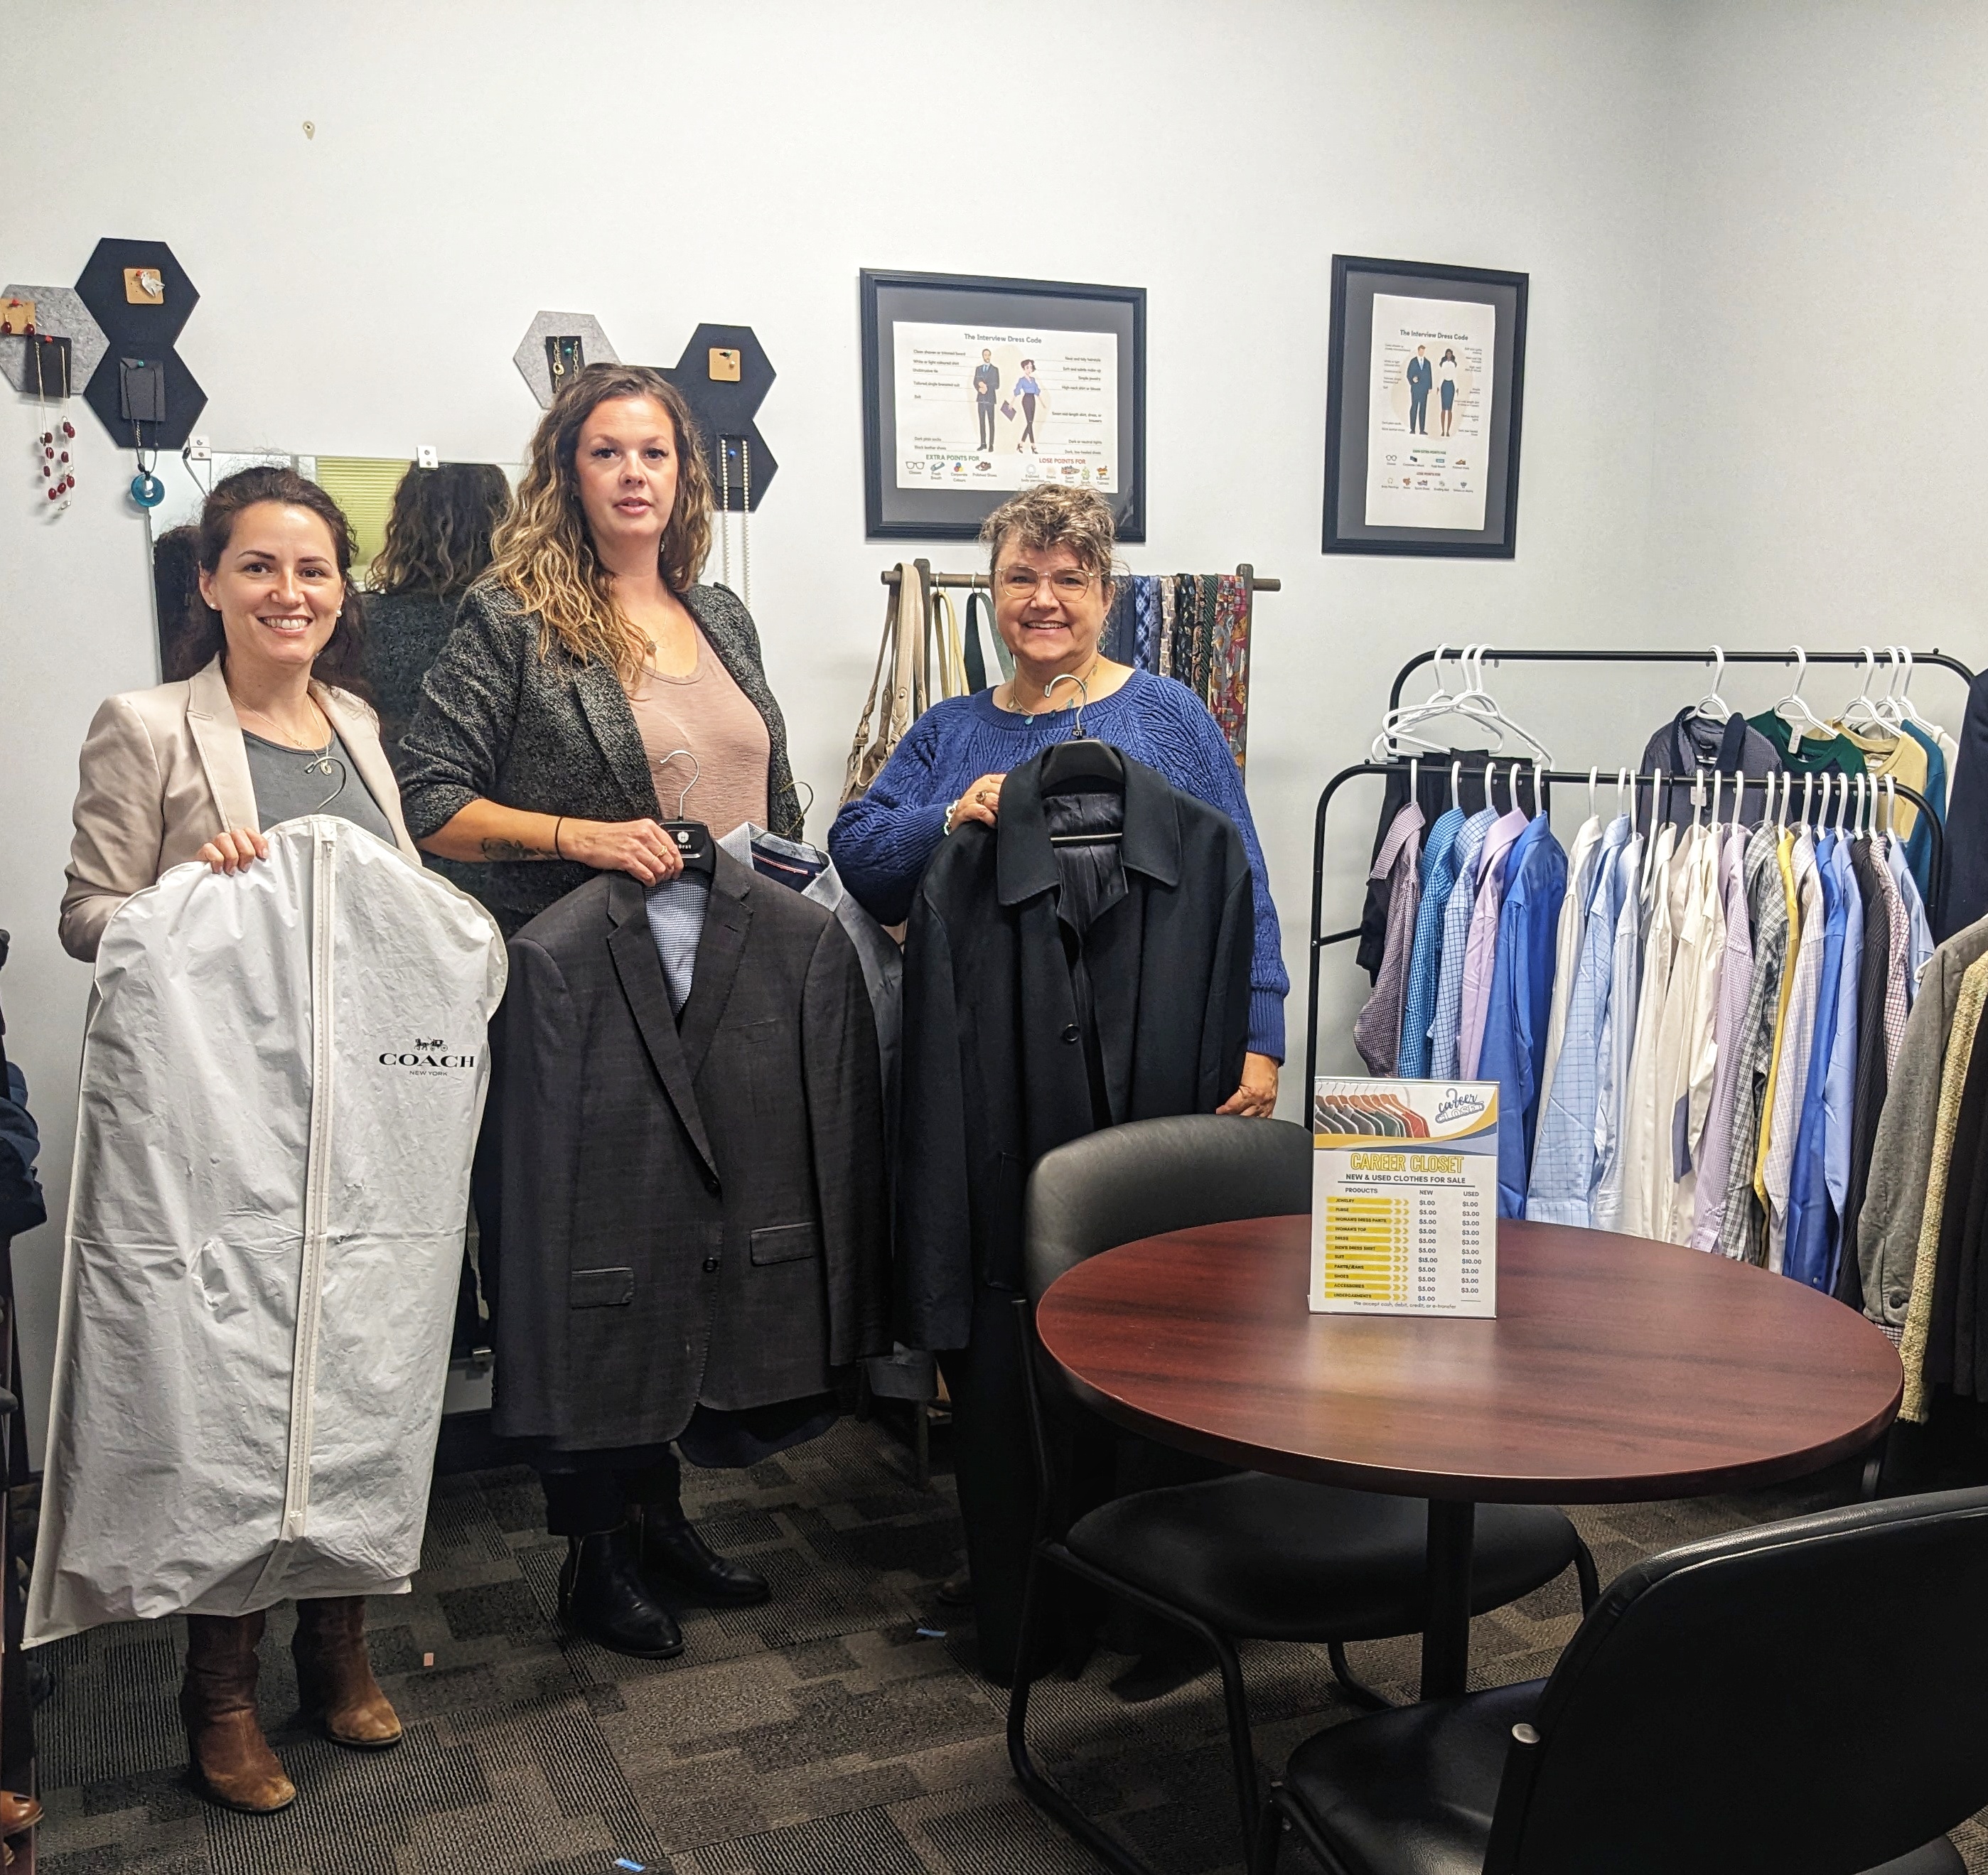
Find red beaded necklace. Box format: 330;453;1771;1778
31;331;77;511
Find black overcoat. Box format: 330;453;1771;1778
896;751;1254;1352
491;853;888;1450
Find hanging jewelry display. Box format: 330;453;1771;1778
719;440;732;593
31;335;78;510
737;435;752;612
129;423;164;509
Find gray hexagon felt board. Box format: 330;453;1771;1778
0;285;109;394
514;311;619;409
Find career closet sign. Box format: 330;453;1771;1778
1310;1078;1499;1318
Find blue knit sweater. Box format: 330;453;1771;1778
827;672;1288;1059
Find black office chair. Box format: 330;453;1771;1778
1256;1486;1988;1875
1008;1115;1596;1875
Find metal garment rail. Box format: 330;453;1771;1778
1386;644;1974;714
882;561;1280;593
1303;760;1943;1095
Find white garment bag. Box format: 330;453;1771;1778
28;818;506;1644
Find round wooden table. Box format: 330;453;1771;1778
1035;1215;1903;1698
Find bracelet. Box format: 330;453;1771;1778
942;797;962;835
553;816;566;859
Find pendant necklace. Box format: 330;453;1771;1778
717;437;753;611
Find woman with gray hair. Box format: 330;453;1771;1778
829;484;1286;1682
830;484;1286;1109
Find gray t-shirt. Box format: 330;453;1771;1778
242;728;397;847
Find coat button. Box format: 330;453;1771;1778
1060;1023;1081;1044
703;1256;720;1273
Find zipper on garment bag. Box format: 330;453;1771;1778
255;824;337;1597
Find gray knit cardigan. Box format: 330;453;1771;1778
397;577;801;930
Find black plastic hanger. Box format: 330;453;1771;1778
1036;675;1125;847
1036;673;1127;795
655;748;716;879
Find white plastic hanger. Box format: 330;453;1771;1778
1881;644;1944;739
1838;645;1895;739
1458;649;1554;764
1692;645;1734;723
1771;645;1834;748
1372;643;1509;760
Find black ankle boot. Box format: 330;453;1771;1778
559;1527;684;1658
642;1513;771;1606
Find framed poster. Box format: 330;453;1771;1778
861;269;1146;541
1323;255;1528;557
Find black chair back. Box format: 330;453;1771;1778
1022;1114;1310;1303
1485;1487;1988;1875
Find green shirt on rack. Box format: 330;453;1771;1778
1747;709;1866;779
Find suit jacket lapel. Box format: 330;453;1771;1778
186;656;260;832
606;876;718;1182
573;660;662;819
677;852;752;1080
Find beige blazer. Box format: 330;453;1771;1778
60;655;419;962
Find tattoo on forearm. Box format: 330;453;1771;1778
479;838;556;861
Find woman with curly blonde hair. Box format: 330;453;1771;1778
397;365;801;1660
399;363;802;935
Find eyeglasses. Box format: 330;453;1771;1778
996;567;1095;597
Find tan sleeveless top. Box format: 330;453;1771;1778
624;632;770;838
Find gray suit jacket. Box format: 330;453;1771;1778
491;853;888;1451
396;579;801;930
1861;918;1988;1326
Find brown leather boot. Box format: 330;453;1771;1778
181;1613;295;1813
0;1790;40;1835
292;1597;402;1750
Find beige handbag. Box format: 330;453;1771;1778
930;589;969;701
841;561;928;803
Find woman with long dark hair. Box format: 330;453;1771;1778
362;461;512;764
59;465;419;1813
397;363;802;1661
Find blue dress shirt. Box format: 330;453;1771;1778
1429;809;1497;1081
1397;806;1466;1080
1477;814;1569;1218
1526;814;1633;1225
1820;833;1863;1291
1784;833;1847;1289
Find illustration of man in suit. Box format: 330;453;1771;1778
972;349;1000;453
1405;345;1432;435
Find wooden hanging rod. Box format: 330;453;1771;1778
881;562;1279;593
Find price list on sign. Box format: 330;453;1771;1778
1310;1080;1498;1318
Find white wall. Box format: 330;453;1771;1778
1649;1;1988;673
0;0;1690;1451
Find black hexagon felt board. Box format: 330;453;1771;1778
74;237;200;348
83;348;208;452
660;323;776;511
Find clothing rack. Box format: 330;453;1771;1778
1305;642;1977;1093
881;562;1280;594
1304;759;1943;1094
1385;645;1974;714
